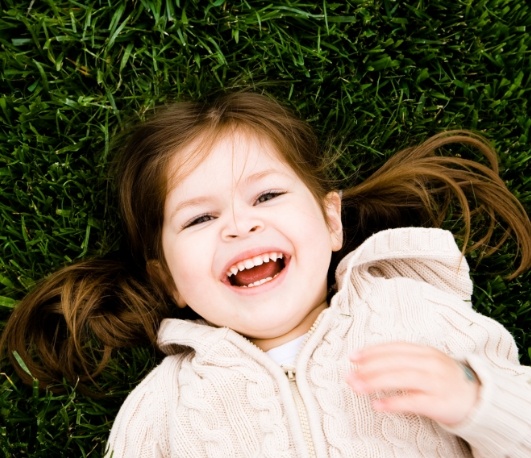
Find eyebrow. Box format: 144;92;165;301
169;168;288;219
169;196;212;220
243;168;285;184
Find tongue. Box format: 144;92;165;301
233;260;281;287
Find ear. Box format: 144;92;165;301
146;260;187;308
323;191;343;251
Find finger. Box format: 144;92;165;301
353;351;450;385
372;392;434;415
354;353;438;377
347;358;480;425
348;349;475;400
348;357;479;397
371;388;477;425
347;365;434;394
348;368;422;392
350;342;433;363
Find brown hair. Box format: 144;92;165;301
334;130;531;279
1;91;530;394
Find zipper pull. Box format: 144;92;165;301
284;366;295;381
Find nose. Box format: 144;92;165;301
221;210;264;240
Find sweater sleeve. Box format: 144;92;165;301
338;228;531;456
434;295;531;458
105;361;173;458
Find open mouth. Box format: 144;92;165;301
226;252;286;288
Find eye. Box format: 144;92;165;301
182;213;215;229
255;190;286;205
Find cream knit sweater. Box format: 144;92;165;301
106;228;531;457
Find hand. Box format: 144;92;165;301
346;342;480;426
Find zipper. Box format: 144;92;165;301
243;311;326;455
283;310;325;457
285;368;317;458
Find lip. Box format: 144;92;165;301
220;247;291;291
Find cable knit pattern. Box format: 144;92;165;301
106;228;531;457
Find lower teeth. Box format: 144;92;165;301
241;272;280;288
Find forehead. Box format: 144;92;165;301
165;128;293;194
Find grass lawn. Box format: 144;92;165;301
1;0;530;456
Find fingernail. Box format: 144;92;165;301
347;376;366;393
372;400;385;411
350;351;360;362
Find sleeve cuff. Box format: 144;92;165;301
442;354;531;457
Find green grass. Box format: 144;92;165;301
1;0;530;455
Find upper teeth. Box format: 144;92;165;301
226;252;283;277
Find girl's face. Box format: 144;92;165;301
161;130;343;350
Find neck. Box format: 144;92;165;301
250;302;327;351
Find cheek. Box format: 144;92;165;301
296;206;333;244
163;234;215;299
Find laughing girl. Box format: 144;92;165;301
2;92;531;457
